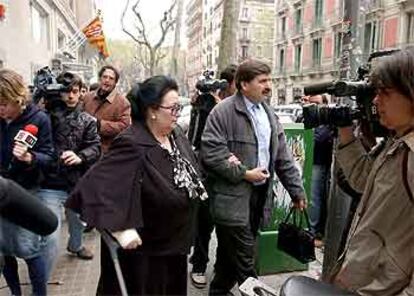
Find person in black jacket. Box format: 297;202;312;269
0;68;54;296
67;75;206;295
38;72;101;278
305;94;334;247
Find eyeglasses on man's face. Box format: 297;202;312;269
157;103;184;116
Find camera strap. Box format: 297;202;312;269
402;147;413;203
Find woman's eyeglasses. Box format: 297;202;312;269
157;103;184;116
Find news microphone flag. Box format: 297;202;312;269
14;124;38;149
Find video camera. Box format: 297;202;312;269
302;50;400;137
32;66;73;112
195;70;228;94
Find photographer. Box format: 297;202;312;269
188;65;237;288
331;49;414;294
0;68;54;296
38;72;101;276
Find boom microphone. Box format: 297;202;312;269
0;177;58;235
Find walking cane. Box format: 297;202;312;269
100;230;129;296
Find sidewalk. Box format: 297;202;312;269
0;221;322;296
0;222;100;296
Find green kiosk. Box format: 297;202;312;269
255;123;314;275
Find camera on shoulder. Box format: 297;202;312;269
32;66;72;113
302;49;400;137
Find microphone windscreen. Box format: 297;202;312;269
23;124;39;136
0;178;58;235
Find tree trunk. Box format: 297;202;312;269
217;0;240;74
170;0;184;76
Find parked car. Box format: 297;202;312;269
273;104;303;122
275;113;295;123
177;104;192;133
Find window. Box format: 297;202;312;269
279;48;285;73
242;27;248;39
242;46;248;60
315;0;323;27
294;44;302;72
295;8;303;34
407;12;414;43
334;32;343;59
364;21;379;53
242;7;248;18
31;3;50;48
58;30;66;49
312;38;322;67
257;46;262;57
69;0;75;11
280;16;286;38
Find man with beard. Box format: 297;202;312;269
201;59;306;295
83;65;131;153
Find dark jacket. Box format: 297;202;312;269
41;105;101;191
66;121;199;255
313;125;334;166
200;93;305;226
0;104;54;189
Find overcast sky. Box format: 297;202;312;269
96;0;187;47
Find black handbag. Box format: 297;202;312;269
277;207;316;264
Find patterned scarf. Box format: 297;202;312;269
164;137;208;201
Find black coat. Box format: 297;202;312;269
42;105;101;191
0;104;54;189
66;121;199;255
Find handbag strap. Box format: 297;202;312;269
301;208;312;230
286;206;312;230
284;207;297;224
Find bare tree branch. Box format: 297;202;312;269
132;1;150;45
121;0;177;75
155;0;177;49
121;0;147;46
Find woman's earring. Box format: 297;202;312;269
151;115;156;120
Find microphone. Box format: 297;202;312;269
0;177;58;235
14;124;39;149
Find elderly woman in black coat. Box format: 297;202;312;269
66;75;207;295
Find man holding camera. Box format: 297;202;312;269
83;65;131;153
330;49;414;295
201;59;306;295
38;72;100;276
188;65;238;288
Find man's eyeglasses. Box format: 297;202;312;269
157;103;184;116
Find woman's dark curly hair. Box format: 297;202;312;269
127;75;179;122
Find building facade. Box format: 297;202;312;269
185;0;275;94
273;0;414;105
185;0;204;94
0;0;96;83
273;0;343;105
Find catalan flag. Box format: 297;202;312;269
82;16;109;58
